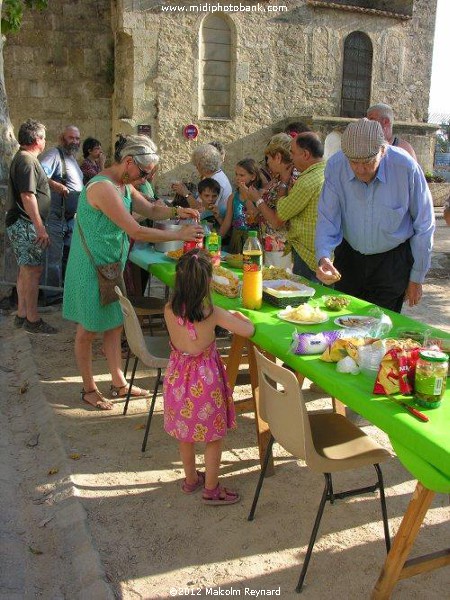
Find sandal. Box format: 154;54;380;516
202;484;240;505
81;389;114;411
181;471;205;494
110;384;150;399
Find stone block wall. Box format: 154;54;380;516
112;0;437;192
2;0;438;193
3;0;113;150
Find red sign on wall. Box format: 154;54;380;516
183;124;199;140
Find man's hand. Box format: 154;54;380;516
34;224;50;248
404;281;422;307
316;257;341;285
51;180;69;196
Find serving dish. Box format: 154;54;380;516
277;304;328;325
263;280;315;308
334;315;378;329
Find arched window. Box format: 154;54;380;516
200;15;231;119
340;31;373;118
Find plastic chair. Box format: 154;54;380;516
249;348;391;593
129;294;166;335
115;286;171;452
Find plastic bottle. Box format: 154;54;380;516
242;230;263;309
183;219;203;253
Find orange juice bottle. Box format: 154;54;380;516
242;231;263;310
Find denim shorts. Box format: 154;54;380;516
6;218;46;267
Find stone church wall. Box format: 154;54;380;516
3;0;438;191
113;0;437;190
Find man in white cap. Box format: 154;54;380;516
315;118;434;312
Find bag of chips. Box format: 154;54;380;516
373;341;422;395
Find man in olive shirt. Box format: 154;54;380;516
276;132;325;281
5;119;57;334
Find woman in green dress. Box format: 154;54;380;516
63;135;202;410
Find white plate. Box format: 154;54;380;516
277;311;329;325
334;315;378;329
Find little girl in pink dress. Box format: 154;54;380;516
163;249;254;505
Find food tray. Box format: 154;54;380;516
262;280;315;308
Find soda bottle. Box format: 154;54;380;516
183;220;203;253
242;230;263;310
205;230;221;267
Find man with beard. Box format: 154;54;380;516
39;125;83;304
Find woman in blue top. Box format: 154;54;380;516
219;159;263;254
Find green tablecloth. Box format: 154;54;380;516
130;245;450;493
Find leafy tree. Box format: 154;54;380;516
435;121;450;153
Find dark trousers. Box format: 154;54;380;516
334;238;413;313
292;248;320;283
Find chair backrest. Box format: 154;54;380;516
255;347;315;464
115;286;152;362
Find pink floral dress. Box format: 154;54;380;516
163;319;236;443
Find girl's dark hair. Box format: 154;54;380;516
171;249;213;322
82;137;101;158
236;158;263;189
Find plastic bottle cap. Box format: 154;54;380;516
248;230;257;237
418;350;448;362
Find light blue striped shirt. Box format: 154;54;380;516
315;147;435;283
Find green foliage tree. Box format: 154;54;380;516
435;121;450;153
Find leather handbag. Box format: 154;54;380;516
77;218;126;306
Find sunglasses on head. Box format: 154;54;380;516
133;157;152;179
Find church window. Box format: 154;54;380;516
340;31;373;118
200;15;231;119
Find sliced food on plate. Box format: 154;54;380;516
278;304;328;325
335;315;378;329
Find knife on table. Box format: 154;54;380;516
397;401;429;422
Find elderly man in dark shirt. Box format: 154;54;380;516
5;119;57;334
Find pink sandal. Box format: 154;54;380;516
181;471;205;494
202;484;240;505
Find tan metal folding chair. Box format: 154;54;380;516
249;348;391;593
115;286;170;452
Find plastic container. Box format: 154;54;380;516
357;343;386;379
242;231;263;310
414;350;448;408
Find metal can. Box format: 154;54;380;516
414;350;448;408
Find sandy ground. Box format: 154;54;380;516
1;215;449;599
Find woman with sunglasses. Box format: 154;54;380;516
63;134;203;410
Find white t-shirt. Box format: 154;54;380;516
211;170;232;217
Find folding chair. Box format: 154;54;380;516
115;286;170;452
249;348;391;593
